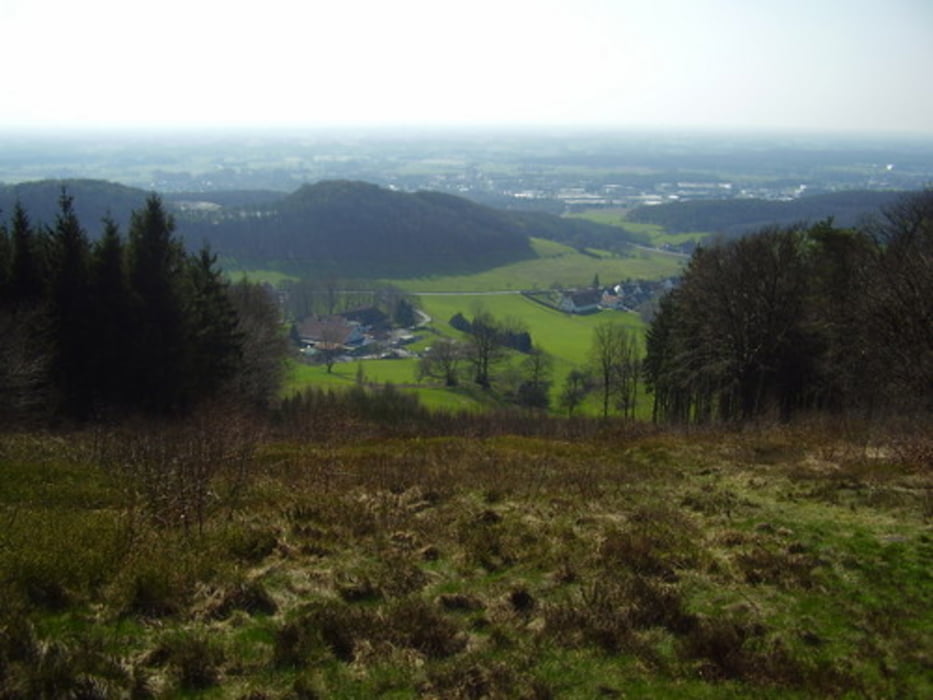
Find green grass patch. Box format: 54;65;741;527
418;293;644;364
222;236;683;292
571;209;711;248
378;237;683;292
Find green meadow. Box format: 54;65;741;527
569;208;711;247
380;238;683;292
235;237;685;293
416;293;644;364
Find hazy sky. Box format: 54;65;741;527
2;0;932;134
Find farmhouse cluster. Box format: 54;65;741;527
294;306;419;361
530;277;679;315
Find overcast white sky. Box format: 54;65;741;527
2;0;932;134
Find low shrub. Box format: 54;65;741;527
151;631;226;691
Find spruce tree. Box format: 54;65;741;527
9;203;46;305
0;219;10;297
127;195;187;412
48;190;94;416
184;245;242;402
91;216;132;409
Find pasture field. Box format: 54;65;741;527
416;293;644;365
285;360;493;412
381;238;684;292
233;237;684;294
569;208;711;247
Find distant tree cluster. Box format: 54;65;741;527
627;190;906;237
0;192;287;420
644;191;933;422
195;180;535;276
448;312;532;354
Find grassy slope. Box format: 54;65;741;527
2;422;929;697
569;208;711;247
235;237;685;292
381;238;683;292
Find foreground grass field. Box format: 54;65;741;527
1;411;930;697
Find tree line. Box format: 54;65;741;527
644;190;932;423
0;191;287;421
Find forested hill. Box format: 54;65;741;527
0;179;150;232
186;180;537;275
4;179;635;276
628;190;909;236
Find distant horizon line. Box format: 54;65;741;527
2;123;933;141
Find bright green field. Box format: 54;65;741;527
284;359;494;412
417;293;644;365
418;294;650;416
235;238;684;293
569;209;711;247
378;238;683;292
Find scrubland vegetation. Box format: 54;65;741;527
1;405;930;697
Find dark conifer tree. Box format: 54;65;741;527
48;191;94;416
90;216;133;409
9;203;46;305
183;245;242;402
1;204;51;415
0;218;11;297
127;195;187;412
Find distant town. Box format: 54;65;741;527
2;129;930;216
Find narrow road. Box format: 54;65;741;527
408;290;525;296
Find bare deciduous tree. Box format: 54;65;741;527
559;368;593;417
591;321;640;418
467;311;506;389
418;337;467;387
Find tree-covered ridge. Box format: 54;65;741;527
0;191;287;419
2;179;643;277
644;190;933;422
628;190;907;237
0;179;151;234
187;179;538;274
